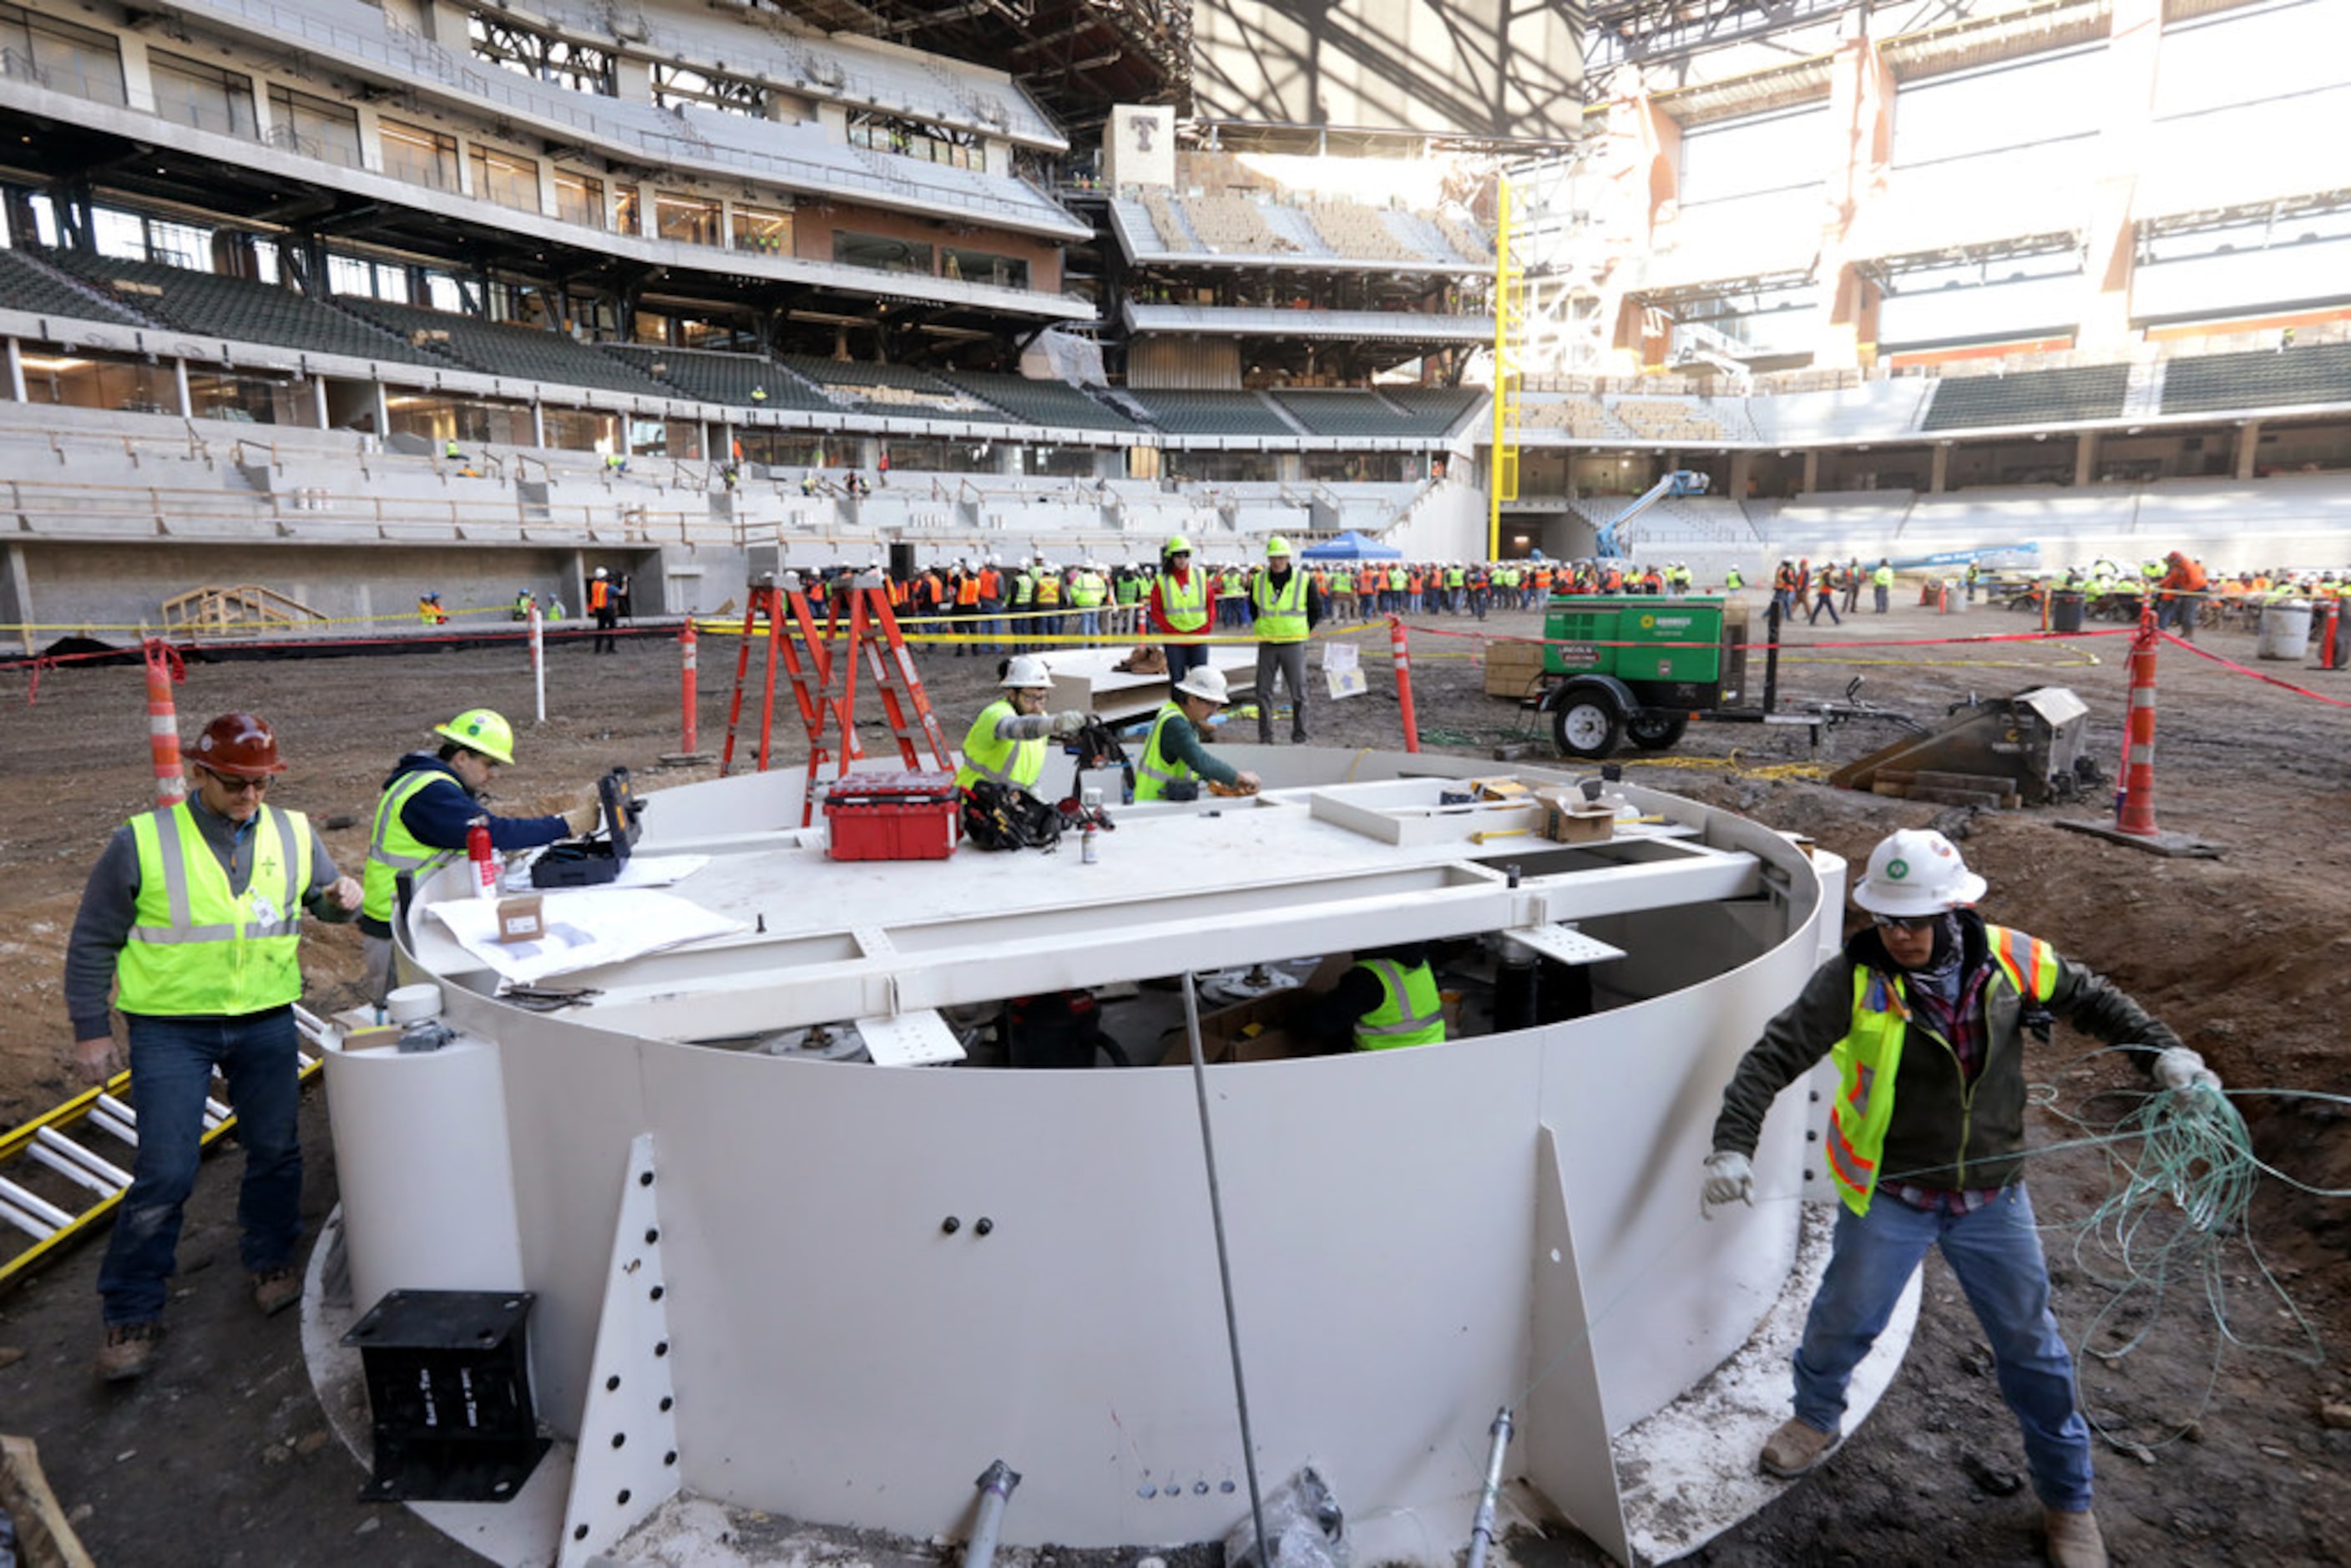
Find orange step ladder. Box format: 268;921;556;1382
720;570;954;824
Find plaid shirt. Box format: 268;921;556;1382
1887;934;2003;1213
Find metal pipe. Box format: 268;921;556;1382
962;1459;1021;1568
1184;971;1271;1568
1464;1405;1514;1568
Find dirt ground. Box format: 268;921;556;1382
2;589;2348;1566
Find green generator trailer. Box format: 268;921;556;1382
1535;594;1756;758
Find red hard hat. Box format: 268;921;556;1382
190;712;286;777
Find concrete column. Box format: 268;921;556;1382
1929;443;1950;494
2074;432;2100;487
1802;451;1821;494
2;540;34;651
173;359;193;417
373;383;392;440
2081;0;2164;352
6;338;23;403
530;402;546;447
1813;13;1896;372
1727;451;1752;501
2235;421;2261;481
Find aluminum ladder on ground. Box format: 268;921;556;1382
719;569;955;824
0;1004;333;1292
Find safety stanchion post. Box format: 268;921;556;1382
1388;615;1420;753
144;636;185;807
2114;605;2161;836
680;620;699;754
529;601;546;724
2320;599;2341;671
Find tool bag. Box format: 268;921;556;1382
961;780;1064;852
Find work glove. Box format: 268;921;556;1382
1050;710;1090;737
564;790;603;837
2153;1045;2222;1094
1701;1150;1753;1218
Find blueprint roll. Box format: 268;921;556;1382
326;1030;525;1311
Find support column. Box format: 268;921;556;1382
311;376;329;429
2235;421;2261;481
1802;451;1821;494
1727;450;1753;500
5;338;23;404
1929;443;1950;495
173;359;192;417
2074;432;2101;487
2081;0;2164;351
530;402;547;448
1813;10;1894;372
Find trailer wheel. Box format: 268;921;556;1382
1625;712;1690;751
1553;692;1625;759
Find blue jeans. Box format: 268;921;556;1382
1793;1186;2092;1512
99;1009;304;1326
1164;640;1211;690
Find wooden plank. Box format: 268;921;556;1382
0;1434;99;1568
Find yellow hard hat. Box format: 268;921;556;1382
1166;534;1194;556
433;708;516;766
1267;535;1294;558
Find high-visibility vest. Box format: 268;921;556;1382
979;569;1000;598
1252;569;1309;643
1069;572;1104;608
1873;565;1894;587
1134;701;1194;802
1116;574;1141;604
1012;572;1035;605
1823;924;2056;1216
1332;569;1353;594
1446;567;1465;587
1035;572;1062;605
363;771;467;924
1354;958;1444;1050
116;803;313;1017
1160;570;1207;633
956;575;981;607
955;699;1044;792
1725;569;1744;589
590;579;611;611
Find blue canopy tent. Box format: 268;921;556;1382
1299;531;1403;562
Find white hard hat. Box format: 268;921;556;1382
1176;665;1230;705
1000;654;1052;690
1853;829;1987;918
594;566;609;578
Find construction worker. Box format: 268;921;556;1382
1873;559;1895;614
954;655;1086;797
512;588;535;622
417;592;447;625
1309;943;1446;1050
2157;551;2207;640
358;710;599;1008
589;566;619;654
64;714;364;1380
1149;534;1213;691
1068;561;1105;644
1701;828;2203;1568
1251;536;1320;746
1135;665;1261;802
1724;564;1745;593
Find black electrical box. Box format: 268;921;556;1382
343;1288;550;1503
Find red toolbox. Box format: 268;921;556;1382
822;771;963;861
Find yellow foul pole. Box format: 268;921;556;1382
1488;175;1519;562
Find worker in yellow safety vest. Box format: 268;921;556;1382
1313;943;1446;1050
1250;535;1322;745
955;655;1087;797
1701;828;2200;1568
64;713;366;1382
1148;534;1213;690
1134;665;1260;802
359;707;599;1006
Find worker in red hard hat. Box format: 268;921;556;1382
63;713;364;1383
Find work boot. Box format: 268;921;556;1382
2044;1508;2107;1568
1758;1417;1839;1478
95;1321;164;1382
250;1266;303;1318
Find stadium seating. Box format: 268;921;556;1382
1270;391;1415;437
1123;390;1296;437
38;250;441;365
776;355;993;419
0;249;145;326
1519;398;1624;438
1380;387;1484;436
335;298;670;392
935;372;1140;432
604;346;838;412
1920;365;2131;430
1613;398;1726;443
1302;200;1418;264
2159;342;2351;416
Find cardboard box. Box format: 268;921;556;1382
340;1024;402;1053
1538;792;1615;844
495;893;546;943
1470;776;1530;803
1484;640;1547;698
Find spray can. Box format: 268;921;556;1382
1080;820;1100;864
468;817;498;899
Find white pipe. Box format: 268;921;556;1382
1464;1406;1514;1568
531;601;546;724
962;1459;1020;1568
